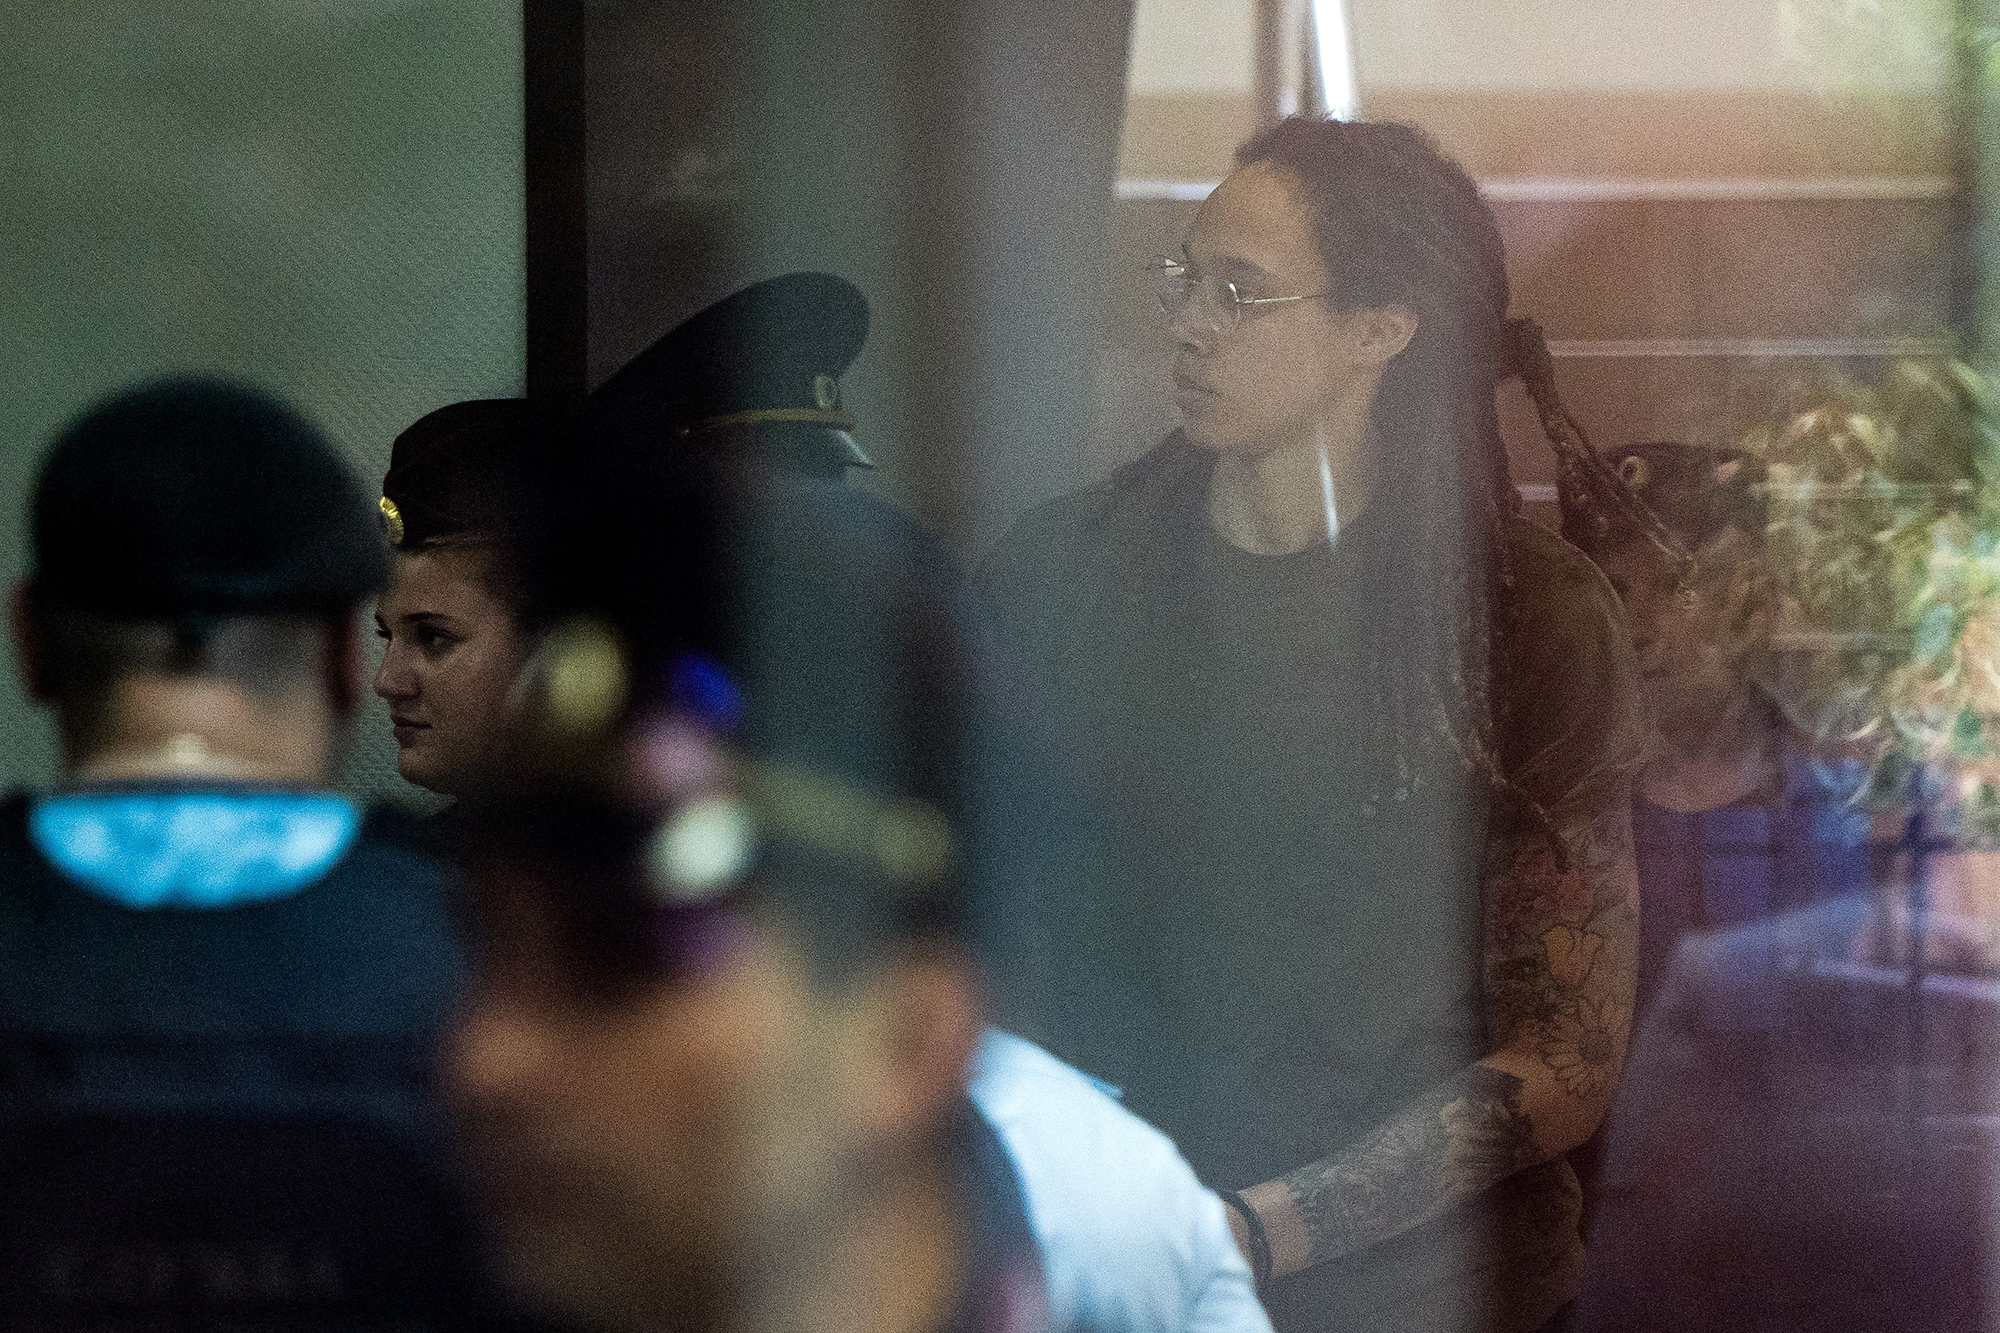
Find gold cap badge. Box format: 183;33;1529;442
378;496;405;546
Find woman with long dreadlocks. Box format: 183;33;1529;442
982;118;1649;1333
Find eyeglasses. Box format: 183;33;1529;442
1146;256;1334;336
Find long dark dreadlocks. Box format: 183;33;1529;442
1234;118;1654;848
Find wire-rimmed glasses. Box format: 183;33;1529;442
1146;255;1333;337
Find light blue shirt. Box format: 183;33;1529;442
29;789;360;909
970;1030;1273;1333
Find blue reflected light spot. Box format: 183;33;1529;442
671;653;744;731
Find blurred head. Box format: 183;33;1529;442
374;401;563;795
444;459;991;1331
1586;444;1773;747
12;378;385;767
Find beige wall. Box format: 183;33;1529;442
1353;0;1952;93
1120;0;1256;178
1357;0;1955;179
1120;0;1957;179
1129;0;1254;92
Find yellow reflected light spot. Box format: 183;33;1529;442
541;619;629;737
378;496;405;545
753;763;875;863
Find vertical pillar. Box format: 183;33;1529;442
1253;0;1310;124
524;0;588;399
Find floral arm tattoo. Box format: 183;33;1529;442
1483;790;1640;1095
1257;788;1640;1274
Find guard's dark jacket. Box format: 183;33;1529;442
0;786;494;1331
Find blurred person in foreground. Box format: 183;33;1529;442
0;378;493;1327
984;117;1647;1332
1572;443;1998;1330
442;442;1044;1333
383;272;1271;1333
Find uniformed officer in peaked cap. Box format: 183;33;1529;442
373;397;576;799
0;377;509;1327
587;270;875;479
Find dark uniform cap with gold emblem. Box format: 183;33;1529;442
1611;441;1767;551
31;377;386;617
586;272;874;479
379;398;573;552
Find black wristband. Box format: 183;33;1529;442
1216;1187;1273;1287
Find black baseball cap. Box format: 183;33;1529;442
30;377;386;617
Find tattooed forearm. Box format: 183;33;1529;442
1245;794;1638;1281
1277;1066;1540;1267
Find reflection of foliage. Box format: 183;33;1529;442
1773;0;1958;88
1743;358;2000;834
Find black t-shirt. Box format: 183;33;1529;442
983;438;1645;1333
